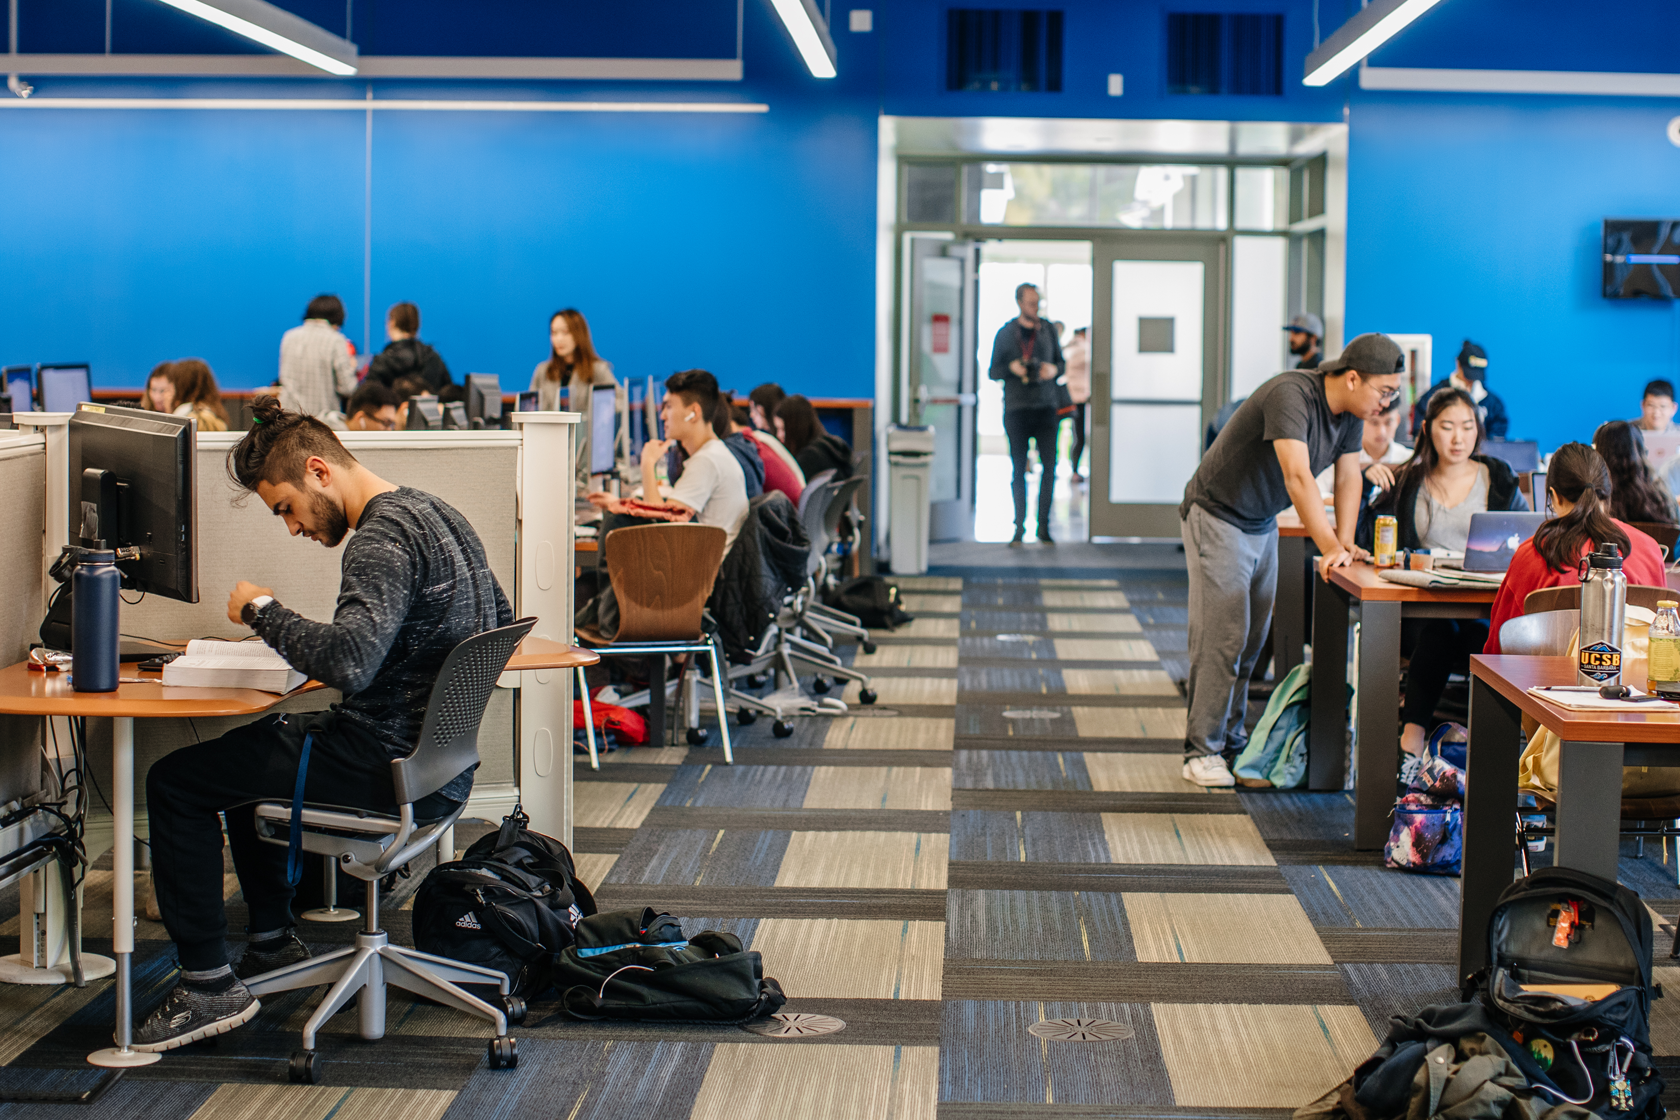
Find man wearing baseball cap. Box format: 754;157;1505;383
1177;334;1405;787
1284;313;1324;370
1411;340;1508;439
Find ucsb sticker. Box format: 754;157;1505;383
1579;641;1622;681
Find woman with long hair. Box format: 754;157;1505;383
745;383;804;484
1368;387;1528;756
1594;420;1677;525
142;361;176;413
1486;442;1667;652
775;394;853;481
530;309;616;489
168;359;229;432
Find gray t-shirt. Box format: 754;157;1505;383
1180;370;1364;534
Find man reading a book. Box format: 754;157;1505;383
134;396;513;1052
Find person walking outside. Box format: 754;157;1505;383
987;282;1064;545
1177;333;1404;787
1063;326;1090;484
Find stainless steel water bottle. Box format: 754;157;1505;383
1577;542;1627;687
72;549;120;693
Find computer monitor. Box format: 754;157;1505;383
465;374;502;427
589;385;618;475
66;405;197;603
440;401;469;430
517;391;540;412
405;395;441;430
38;363;91;414
3;366;33;411
1480;439;1540;474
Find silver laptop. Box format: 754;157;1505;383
1463;511;1547;572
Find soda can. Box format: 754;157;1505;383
1374;516;1398;567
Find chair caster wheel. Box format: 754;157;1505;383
502;994;527;1027
686;727;710;745
859;688;878;705
289;1050;323;1084
861;642;878;655
772;719;795;738
737;708;758;725
811;677;830;694
488;1036;519;1070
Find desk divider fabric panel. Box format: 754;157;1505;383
0;438;46;805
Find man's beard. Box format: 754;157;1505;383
309;489;352;547
1289;336;1315;356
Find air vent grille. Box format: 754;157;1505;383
947;9;1064;93
1166;12;1283;96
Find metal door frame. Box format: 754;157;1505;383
1090;233;1229;540
902;234;980;541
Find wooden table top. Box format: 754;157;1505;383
0;663;326;718
1471;655;1680;744
1322;561;1501;603
1276;508;1333;538
505;636;599;671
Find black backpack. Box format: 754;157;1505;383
824;576;912;630
411;807;596;998
552;908;786;1023
1475;866;1664;1117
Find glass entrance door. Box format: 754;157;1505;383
906;236;978;541
1090;237;1227;538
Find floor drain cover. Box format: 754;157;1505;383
744;1013;847;1038
995;633;1037;643
1028;1018;1135;1042
1002;709;1063;720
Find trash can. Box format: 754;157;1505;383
887;424;935;575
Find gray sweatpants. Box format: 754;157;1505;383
1181;504;1278;759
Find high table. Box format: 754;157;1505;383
1460;655;1680;979
0;636;596;1074
1273;510;1321;681
1308;563;1497;847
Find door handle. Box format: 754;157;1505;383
925;394;977;406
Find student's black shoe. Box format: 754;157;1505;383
233;932;311;980
1009;529;1025;547
133;979;260;1052
1037;532;1055;545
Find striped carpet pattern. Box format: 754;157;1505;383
4;561;1680;1118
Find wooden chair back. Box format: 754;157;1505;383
1628;521;1679;561
601;524;728;642
1524;582;1674;616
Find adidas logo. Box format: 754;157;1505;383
454;912;482;930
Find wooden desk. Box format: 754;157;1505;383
1309;563;1497;847
1461;655;1680;978
505;636;598;674
0;664;323;1070
575;537;599;572
1273;510;1320;681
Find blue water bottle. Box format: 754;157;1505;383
72;550;120;693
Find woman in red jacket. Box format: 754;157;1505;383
1485;442;1667;653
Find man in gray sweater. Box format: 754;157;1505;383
135;397;512;1051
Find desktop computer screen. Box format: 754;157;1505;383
591;385;617;475
66;405;197;603
465;374;503;426
39;364;92;414
3;366;33;411
406;395;442;430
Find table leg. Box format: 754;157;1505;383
1354;600;1402;850
1459;674;1523;980
1554;739;1625;881
1274;536;1308;680
88;717;159;1069
1307;575;1351;791
648;655;667;748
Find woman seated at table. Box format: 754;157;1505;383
1594;420;1678;526
1366;387;1528;757
1485;442;1667;653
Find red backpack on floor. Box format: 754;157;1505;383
574;699;648;745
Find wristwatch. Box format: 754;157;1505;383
241;595;275;628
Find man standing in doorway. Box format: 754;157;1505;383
1285;313;1324;370
988;282;1064;546
1177;333;1405;787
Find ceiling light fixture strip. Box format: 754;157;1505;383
1302;0;1446;87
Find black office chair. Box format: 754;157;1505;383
244;617;536;1084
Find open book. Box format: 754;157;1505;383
161;640;306;694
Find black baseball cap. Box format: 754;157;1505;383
1318;333;1405;378
1457;340;1488;381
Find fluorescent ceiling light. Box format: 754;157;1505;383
768;0;837;79
1303;0;1446;87
153;0;358;76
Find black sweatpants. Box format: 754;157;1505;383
1068;402;1088;477
1004;406;1061;535
146;710;456;971
1401;619;1490;730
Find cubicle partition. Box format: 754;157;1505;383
0;433;46;807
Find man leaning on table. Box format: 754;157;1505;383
1178;333;1406;787
133;395;512;1052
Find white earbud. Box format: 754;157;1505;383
688;411;699;422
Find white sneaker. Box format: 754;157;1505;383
1182;755;1237;787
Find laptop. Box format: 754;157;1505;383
1480;439;1541;474
1462;511;1547;572
1644;430;1680;473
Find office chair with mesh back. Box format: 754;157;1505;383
244;617;537;1084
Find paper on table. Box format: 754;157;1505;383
161;640;305;694
1529;686;1678;712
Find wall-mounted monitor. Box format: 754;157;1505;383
1604;219;1680;299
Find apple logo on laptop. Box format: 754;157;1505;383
1505;533;1521;551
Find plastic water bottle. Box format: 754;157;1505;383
1577;543;1627;688
1650;599;1680;700
71;550;120;693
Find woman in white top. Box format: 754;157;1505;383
278;294;358;419
530;309;616;492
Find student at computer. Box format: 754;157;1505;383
365;302;451;392
142;362;177;414
1317;392;1410;497
1411;340;1509;440
710;394;764;499
1368;387;1528;758
775;394;853;482
1595;420;1677;525
1636;379;1676;434
168;359;229;432
747;383;805;483
530;309;615;490
135;396;512;1052
343;381;401;431
1485;442;1667;654
279;294;358;419
733;400;802;503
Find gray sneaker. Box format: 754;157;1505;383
234;932;311;980
133;979;260;1052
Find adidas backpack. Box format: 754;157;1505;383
411;806;596;998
